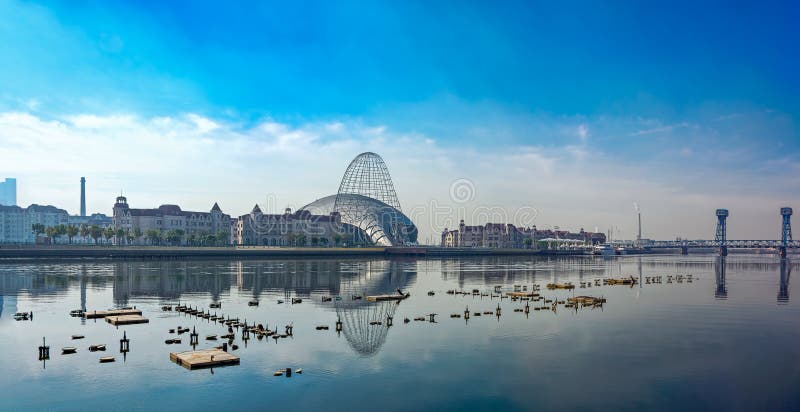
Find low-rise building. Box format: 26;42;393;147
441;220;606;248
232;206;362;246
112;196;231;245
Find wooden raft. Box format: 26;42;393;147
170;349;240;370
84;308;142;319
105;315;149;325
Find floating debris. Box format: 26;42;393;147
99;356;115;363
62;347;77;354
88;344;106;352
71;335;85;340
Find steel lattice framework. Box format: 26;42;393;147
332;152;412;246
335;152;402;210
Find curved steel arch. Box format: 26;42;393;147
334;152;402;211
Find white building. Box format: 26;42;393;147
0;204;70;243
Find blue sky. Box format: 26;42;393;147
0;0;798;241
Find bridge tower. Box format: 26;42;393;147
715;209;729;256
780;207;792;258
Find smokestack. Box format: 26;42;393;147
80;177;86;217
637;213;642;246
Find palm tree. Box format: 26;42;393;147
66;225;79;244
31;223;45;241
45;226;56;244
115;228;125;245
103;227;115;244
145;230;160;245
79;224;89;243
88;225;103;245
133;227;143;245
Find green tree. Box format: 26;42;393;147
145;229;160;245
523;237;533;249
115;228;125;245
320;237;329;247
44;226;56;243
103;227;115;244
79;224;89;243
333;234;343;247
295;234;307;247
215;231;229;246
311;236;319;247
133;227;143;245
166;229;184;246
31;223;45;240
89;225;103;245
66;225;79;244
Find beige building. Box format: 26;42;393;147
441;220;525;248
112;196;231;245
232;206;362;247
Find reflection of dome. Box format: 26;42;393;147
333;261;416;356
337;301;399;357
301;194;418;246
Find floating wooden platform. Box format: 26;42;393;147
105;315;149;325
366;293;410;302
506;291;538;297
170;349;239;370
84;308;142;319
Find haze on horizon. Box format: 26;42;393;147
0;1;798;243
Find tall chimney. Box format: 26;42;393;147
80;177;86;217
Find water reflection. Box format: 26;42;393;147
715;257;727;300
778;259;791;304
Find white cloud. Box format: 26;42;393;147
0;109;797;242
577;124;589;142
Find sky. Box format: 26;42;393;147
0;0;798;243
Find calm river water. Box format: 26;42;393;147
0;254;798;411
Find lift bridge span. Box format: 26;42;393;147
648;207;795;257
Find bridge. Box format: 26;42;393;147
647;207;794;257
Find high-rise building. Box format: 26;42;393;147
80;177;86;217
0;178;17;206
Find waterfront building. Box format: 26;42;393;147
68;213;112;228
0;178;17;206
441;221;606;248
299;152;419;246
112;196;231;245
232;206;362;247
0;204;70;243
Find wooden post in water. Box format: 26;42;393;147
190;326;199;347
38;337;50;360
120;331;130;353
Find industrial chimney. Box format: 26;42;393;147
80;177;86;217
